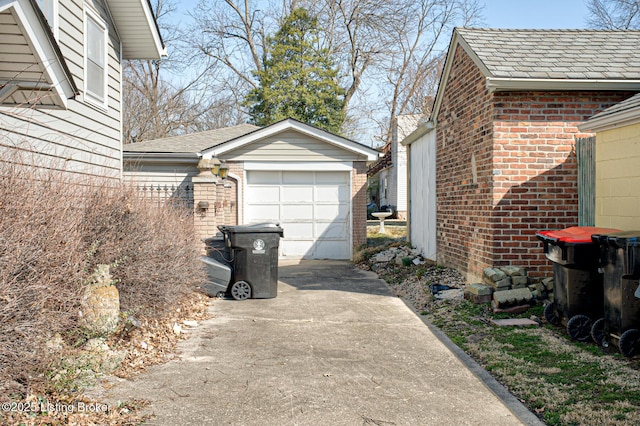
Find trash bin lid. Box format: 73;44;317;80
219;223;284;235
606;230;640;247
537;226;621;244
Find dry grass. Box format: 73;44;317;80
0;158;205;402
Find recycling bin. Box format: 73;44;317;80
219;223;284;300
590;231;640;357
537;226;620;341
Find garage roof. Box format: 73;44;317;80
124;119;381;162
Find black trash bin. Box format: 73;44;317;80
219;223;284;300
537;226;620;341
591;231;640;357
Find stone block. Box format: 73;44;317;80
484;267;507;283
491;318;540;327
495;277;512;289
499;266;527;277
464;291;492;304
466;283;494;296
511;276;529;289
492;288;533;308
542;277;554;291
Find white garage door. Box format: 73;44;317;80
245;170;351;259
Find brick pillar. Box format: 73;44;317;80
352;161;368;250
192;160;220;248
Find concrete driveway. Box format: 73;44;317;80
105;260;542;425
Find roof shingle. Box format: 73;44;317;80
124;124;261;153
456;28;640;80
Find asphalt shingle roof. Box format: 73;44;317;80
456;28;640;80
124;124;261;153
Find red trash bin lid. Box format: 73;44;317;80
537;226;621;244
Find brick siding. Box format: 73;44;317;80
435;45;635;281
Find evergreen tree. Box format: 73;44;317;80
243;8;345;134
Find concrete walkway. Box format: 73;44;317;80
105;260;542;425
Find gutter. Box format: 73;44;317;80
486;77;640;93
578;107;640;132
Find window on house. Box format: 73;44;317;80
36;0;58;37
85;9;107;108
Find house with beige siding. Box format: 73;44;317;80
0;0;165;178
124;118;380;260
579;93;640;229
404;28;640;282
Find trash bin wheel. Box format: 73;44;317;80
544;302;560;326
591;318;606;346
567;315;592;341
230;280;251;300
619;329;640;357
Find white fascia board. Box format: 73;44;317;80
401;121;435;146
487;77;640;93
202;119;380;161
244;161;353;171
2;0;76;107
578;107;640;132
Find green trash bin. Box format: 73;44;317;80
219;223;284;300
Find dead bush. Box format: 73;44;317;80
0;158;204;400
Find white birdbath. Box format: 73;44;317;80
372;211;392;234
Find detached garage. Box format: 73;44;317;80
124;118;380;260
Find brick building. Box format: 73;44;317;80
404;28;640;282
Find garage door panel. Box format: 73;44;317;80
281;222;313;239
247;186;280;202
281;239;314;258
282;204;313;220
315;185;349;202
247;171;280;184
313;240;349;259
282;186;313;202
315;221;347;239
246;170;350;259
316;172;348;184
315;204;349;221
283;171;314;184
246;204;280;222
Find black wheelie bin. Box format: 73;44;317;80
537;226;620;341
219;223;284;300
591;231;640;357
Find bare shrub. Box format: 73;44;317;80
0;157;204;399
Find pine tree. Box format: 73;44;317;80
243;8;345;134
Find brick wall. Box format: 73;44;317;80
492;90;634;278
436;45;495;282
352;161;368;249
435;44;635;281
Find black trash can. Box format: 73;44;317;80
537;226;620;341
219;223;284;300
591;231;640;357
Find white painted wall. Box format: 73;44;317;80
407;129;436;261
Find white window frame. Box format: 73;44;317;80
36;0;58;39
84;7;108;109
